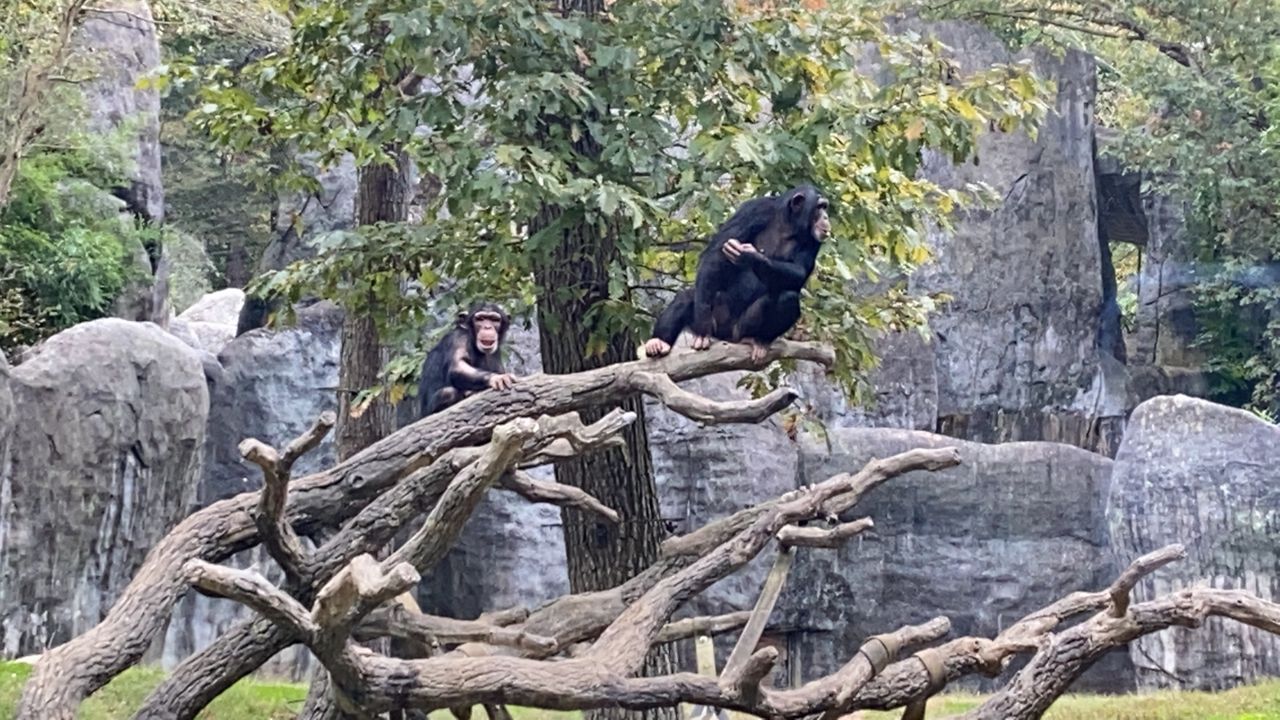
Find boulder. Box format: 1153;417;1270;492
156;302;343;677
178;288;245;327
0;319;208;658
1107;395;1280;690
168;288;245;359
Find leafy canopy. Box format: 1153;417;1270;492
190;0;1049;405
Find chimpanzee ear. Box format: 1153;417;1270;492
789;192;807;211
455;310;470;327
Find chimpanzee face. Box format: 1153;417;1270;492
812;198;830;241
471;311;505;355
787;186;830;242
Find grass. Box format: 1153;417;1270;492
4;661;1280;719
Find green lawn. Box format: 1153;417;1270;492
4;661;1280;720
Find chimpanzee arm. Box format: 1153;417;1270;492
446;340;496;392
739;245;819;291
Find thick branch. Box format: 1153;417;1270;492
312;555;420;648
387;417;542;570
1109;544;1186;617
357;606;559;654
184;560;317;639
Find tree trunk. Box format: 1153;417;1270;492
311;149;413;719
335;151;411;461
532;0;679;697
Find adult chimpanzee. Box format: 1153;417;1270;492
644;185;830;363
417;302;517;417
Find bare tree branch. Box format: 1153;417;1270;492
654;612;752;644
499;471;621;523
241;411;336;582
777;518;874;549
630;371;799;425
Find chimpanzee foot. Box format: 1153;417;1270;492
691;335;712;351
746;340;769;364
644;338;672;358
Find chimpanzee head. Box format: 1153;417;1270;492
456;302;511;355
783;184;830;243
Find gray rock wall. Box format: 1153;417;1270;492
77;0;170;327
1108;395;1280;690
78;0;164;223
0;319;207;658
912;26;1107;442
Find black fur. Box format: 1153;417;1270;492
417;302;512;417
235;293;278;336
649;185;828;351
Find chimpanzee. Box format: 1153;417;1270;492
417;302;517;417
644;185;830;363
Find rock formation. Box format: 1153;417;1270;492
1108;395;1280;690
0;319;208;658
76;0;169;325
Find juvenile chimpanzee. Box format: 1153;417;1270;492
417;302;517;417
645;185;830;362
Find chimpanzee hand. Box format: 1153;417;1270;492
722;238;758;264
487;373;516;391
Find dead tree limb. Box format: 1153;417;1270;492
20;340;828;719
654;612;753;644
777;518;874;549
499;470;621;523
242;411;336;583
139;412;631;719
178;449;959;716
661;448;959;557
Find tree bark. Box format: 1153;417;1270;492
335;150;411;460
532;3;676;718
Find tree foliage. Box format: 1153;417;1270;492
189;0;1048;406
0;144;143;350
931;0;1280;412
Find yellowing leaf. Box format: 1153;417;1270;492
904;118;925;141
